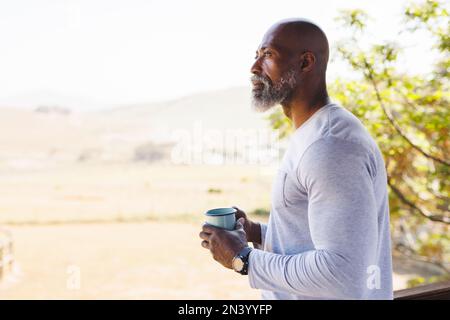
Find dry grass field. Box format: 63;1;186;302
0;162;275;299
0;163;274;224
1;222;261;299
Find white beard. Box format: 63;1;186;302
250;69;297;113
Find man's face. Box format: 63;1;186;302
250;41;299;112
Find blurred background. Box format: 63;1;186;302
0;0;448;299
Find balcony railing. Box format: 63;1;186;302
394;280;450;300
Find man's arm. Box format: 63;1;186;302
248;137;379;299
252;223;267;250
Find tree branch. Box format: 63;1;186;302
387;175;450;224
401;173;450;204
363;59;450;166
395;243;450;275
401;173;450;206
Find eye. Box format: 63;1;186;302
255;50;273;59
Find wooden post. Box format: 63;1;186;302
8;237;14;270
0;239;4;281
0;230;14;281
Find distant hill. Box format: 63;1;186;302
0;91;106;111
100;86;270;136
0;87;280;166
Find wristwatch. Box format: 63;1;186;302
232;246;252;275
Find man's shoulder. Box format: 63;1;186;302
327;105;375;146
282;104;380;174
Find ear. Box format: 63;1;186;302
300;52;316;72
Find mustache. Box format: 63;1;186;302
250;74;272;87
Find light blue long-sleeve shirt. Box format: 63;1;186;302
248;102;393;299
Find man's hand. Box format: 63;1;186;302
232;206;262;245
199;218;248;269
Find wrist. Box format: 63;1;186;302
232;246;252;275
248;221;261;245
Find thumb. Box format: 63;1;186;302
235;217;245;230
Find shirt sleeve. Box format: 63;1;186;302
248;137;379;299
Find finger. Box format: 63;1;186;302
235;217;245;230
199;231;211;241
232;206;246;219
235;212;245;220
232;206;244;215
201;240;210;249
202;223;218;233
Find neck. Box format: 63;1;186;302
281;83;330;129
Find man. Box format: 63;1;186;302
199;18;393;299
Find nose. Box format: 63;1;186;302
251;57;262;76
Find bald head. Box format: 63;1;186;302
251;18;330;112
262;18;329;74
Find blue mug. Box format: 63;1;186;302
204;207;237;230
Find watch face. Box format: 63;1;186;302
232;257;244;272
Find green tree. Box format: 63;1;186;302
267;0;449;287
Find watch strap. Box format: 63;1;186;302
234;246;252;275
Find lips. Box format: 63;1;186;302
252;81;265;90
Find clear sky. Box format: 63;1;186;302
0;0;436;109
